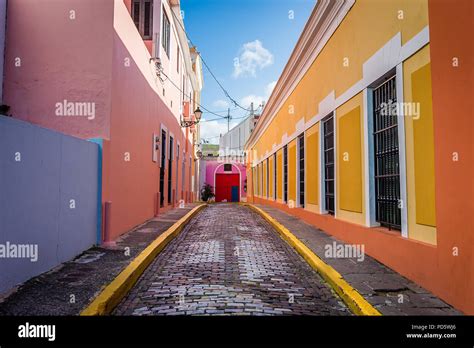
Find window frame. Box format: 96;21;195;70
131;0;153;40
161;7;171;57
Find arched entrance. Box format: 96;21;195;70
214;163;241;202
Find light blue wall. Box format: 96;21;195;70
0;117;99;294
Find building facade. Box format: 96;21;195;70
219;112;259;163
3;0;203;241
246;0;473;313
203;161;247;203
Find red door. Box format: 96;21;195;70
215;174;240;202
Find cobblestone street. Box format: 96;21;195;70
114;204;350;316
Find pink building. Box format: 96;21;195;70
204;161;247;203
3;0;203;241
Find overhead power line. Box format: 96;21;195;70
170;9;254;112
159;69;228;119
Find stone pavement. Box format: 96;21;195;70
0;204;199;315
114;204;350;316
255;204;461;315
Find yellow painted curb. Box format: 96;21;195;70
245;203;381;316
81;204;207;316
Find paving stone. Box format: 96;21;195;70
114;204;350;316
255;204;462;316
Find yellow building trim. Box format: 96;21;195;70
412;64;436;226
306;124;319;206
276;149;283;200
263;160;268;198
336;93;365;225
288;140;297;203
338;105;363;213
269;154;274;199
403;45;437;244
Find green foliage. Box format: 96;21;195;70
201;183;215;202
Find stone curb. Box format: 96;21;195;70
81;204;207;316
245;203;381;316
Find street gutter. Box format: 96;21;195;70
245;203;381;316
81;204;207;316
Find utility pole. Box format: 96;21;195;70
227;108;231;132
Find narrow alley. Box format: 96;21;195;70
114;204;349;316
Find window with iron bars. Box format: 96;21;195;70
323;115;335;215
298;134;305;207
373;75;401;230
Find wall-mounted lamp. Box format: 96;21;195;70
181;107;202;128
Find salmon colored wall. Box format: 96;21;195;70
3;0;114;139
4;0;196;241
106;1;194;239
428;0;473;314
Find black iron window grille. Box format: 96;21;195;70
373;75;401;230
298;134;305;207
323;115;335;215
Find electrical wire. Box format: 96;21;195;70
159;69;228;119
170;9;256;112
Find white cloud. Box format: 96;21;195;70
200;118;238;144
265;80;277;96
233;40;274;78
212;99;229;109
240;95;266;110
239;81;278;110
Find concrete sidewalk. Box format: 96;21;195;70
0;204;199;315
255;204;461;315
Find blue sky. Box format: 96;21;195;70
181;0;316;143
